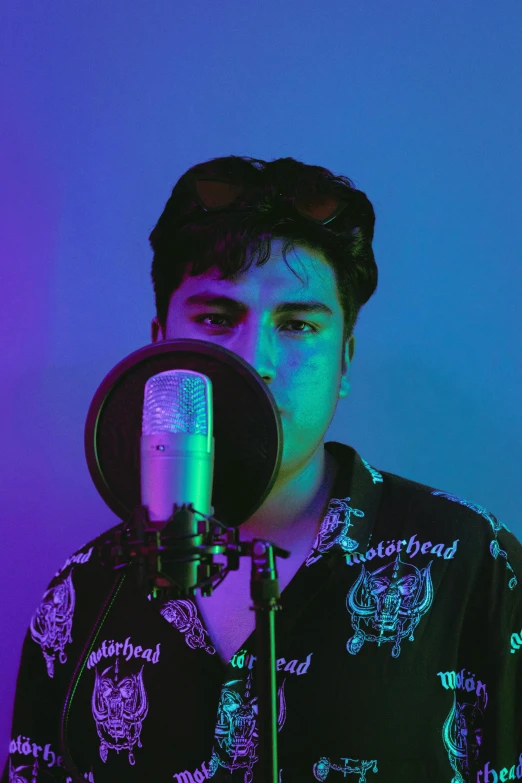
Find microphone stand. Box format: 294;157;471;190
250;539;283;783
109;502;290;783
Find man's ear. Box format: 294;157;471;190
339;334;356;399
151;316;164;343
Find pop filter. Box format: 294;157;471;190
84;338;283;528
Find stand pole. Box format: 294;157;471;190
251;539;282;783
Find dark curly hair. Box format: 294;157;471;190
149;155;378;343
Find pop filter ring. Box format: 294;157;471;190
84;338;283;529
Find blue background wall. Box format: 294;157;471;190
1;0;520;756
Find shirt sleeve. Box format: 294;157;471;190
1;562;94;783
1;625;70;782
479;518;522;778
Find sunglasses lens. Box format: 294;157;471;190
195;179;244;209
193;174;347;225
295;194;342;223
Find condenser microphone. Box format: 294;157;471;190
140;369;215;592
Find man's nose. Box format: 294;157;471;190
234;326;276;384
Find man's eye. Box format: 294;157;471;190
194;314;316;333
283;320;316;333
194;314;232;328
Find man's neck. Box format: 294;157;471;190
238;444;338;547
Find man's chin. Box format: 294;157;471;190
277;438;322;480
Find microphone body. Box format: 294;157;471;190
140;431;214;523
139;370;215;594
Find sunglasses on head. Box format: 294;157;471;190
182;162;351;226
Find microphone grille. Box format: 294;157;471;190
142;370;210;435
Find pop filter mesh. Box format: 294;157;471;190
88;343;281;528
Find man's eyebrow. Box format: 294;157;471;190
183;292;334;316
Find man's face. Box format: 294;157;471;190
151;239;354;478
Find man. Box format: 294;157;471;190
4;155;522;783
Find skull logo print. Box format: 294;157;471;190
346;554;434;658
92;658;149;765
7;757;39;783
212;672;287;783
442;691;485;782
30;571;75;677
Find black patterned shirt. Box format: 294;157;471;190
3;441;522;783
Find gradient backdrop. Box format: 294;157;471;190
1;0;520;757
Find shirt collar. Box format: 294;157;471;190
314;441;385;566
